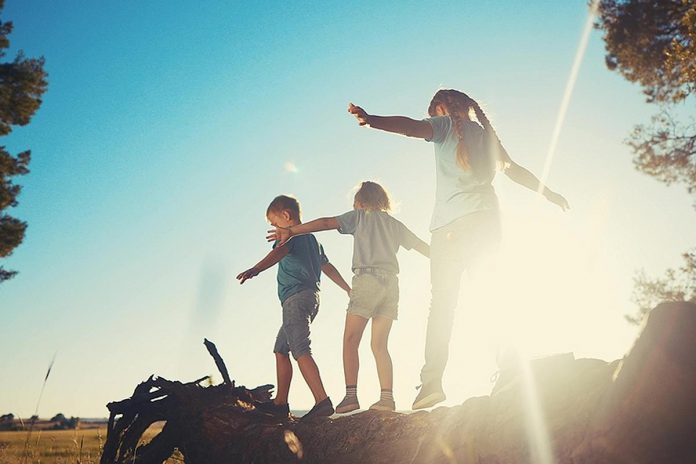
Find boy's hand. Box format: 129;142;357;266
348;103;369;126
544;190;570;211
266;227;291;245
236;267;260;284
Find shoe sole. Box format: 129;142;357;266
412;392;446;410
300;411;334;421
369;405;395;412
336;404;360;414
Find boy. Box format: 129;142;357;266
237;195;351;419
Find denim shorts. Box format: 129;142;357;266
347;269;399;320
273;288;319;360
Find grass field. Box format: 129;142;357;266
0;426;182;463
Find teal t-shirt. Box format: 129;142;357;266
424;116;499;231
274;234;328;303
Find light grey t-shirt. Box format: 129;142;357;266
424;116;499;231
336;209;422;274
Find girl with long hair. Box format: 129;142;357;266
348;89;569;409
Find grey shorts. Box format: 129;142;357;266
347;269;399;320
274;288;319;360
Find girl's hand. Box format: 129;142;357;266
348;103;369;126
266;227;291;245
236;267;260;284
544;190;570;211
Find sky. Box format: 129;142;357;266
1;1;694;418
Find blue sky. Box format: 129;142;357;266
1;1;694;418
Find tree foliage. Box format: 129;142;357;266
0;0;48;282
595;0;696;322
630;249;696;323
595;0;696;204
596;0;695;103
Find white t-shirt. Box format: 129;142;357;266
425;115;499;231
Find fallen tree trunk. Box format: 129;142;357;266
100;302;696;464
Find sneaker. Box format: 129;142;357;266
369;398;395;412
412;383;446;410
335;395;360;414
255;401;290;418
301;397;334;420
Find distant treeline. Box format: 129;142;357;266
0;413;80;431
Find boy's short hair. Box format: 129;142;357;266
267;195;301;220
354;181;391;211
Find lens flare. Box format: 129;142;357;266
538;0;600;194
284;161;299;173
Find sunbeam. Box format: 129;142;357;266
538;0;600;194
523;2;600;463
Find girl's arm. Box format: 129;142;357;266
502;156;570;211
412;237;430;258
399;222;430;258
321;262;351;296
236;245;290;284
349;103;433;140
267;217;340;245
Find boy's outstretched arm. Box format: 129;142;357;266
503;160;570;211
321;262;351;296
348;103;433;140
267;217;340;245
236;245;289;284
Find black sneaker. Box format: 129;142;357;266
255;401;290;418
301;397;334;420
412;383;446;410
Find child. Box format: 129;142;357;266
237;194;351;419
268;182;429;412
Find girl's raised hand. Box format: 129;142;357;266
544;190;570;211
348;102;369;126
266;227;291;245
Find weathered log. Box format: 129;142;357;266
101;302;696;464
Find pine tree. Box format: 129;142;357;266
0;0;48;282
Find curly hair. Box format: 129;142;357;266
354;181;391;212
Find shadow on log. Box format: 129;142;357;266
100;302;696;464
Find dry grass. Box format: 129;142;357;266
0;425;183;463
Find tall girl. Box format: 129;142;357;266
348;90;569;409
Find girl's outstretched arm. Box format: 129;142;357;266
321;262;351;296
236;245;290;284
412;238;430;258
266;217;340;245
501;154;570;211
349;103;433;140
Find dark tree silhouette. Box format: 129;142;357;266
0;0;48;283
595;0;694;103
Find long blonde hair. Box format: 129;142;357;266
428;89;507;177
